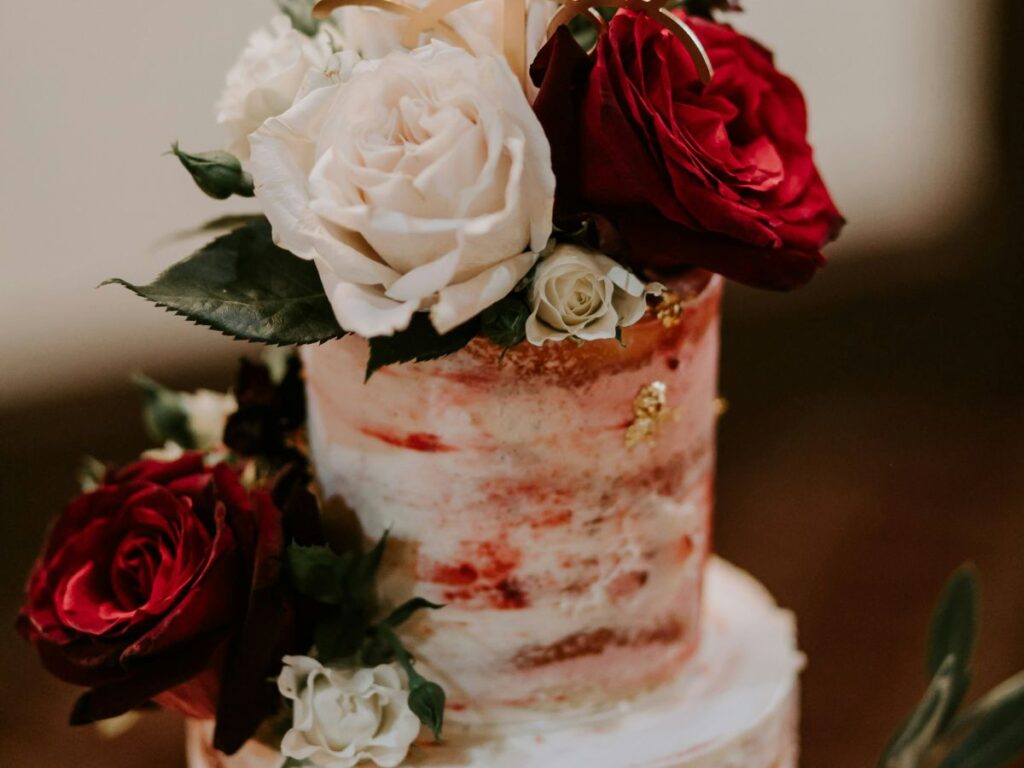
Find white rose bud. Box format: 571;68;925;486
216;15;337;160
277;657;421;768
179;389;238;450
249;41;556;338
525;244;662;345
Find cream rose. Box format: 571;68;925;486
525;244;661;345
336;0;556;64
216;15;337;160
278;657;421;768
249;41;555;338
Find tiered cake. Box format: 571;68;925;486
16;0;841;765
186;273;804;766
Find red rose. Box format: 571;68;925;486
18;453;316;754
532;13;844;289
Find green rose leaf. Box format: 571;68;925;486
927;565;979;724
105;219;345;346
383;598;445;629
409;680;446;742
939;671;1024;768
365;314;479;380
170;143;254;200
132;374;196;449
480;294;530;350
286;535;389;663
281;758;311;768
313;612;366;662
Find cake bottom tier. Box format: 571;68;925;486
186;559;803;768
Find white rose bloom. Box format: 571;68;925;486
336;0;556;64
525;244;662;345
278;657;421;768
179;389;238;449
249;41;555;338
216;15;337;160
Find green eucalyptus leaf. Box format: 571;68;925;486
938;671;1024;768
171;143;254;200
383;598;444;629
480;294;530;350
105;219;345;346
928;565;979;723
365;314;478;380
132;374;196;449
409;681;446;741
881;655;960;768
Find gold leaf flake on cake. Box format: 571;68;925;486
625;381;671;448
655;291;685;328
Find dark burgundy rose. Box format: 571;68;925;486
17;453;318;754
532;13;844;289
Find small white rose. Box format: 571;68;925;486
179;389;238;450
216;15;337;160
278;657;421;768
525;244;662;345
249;41;556;338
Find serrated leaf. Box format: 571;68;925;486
882;656;960;768
928;565;979;725
106;219;345;345
171;143;253;200
132;374;196;449
480;294;530;349
938;671;1024;768
365;314;478;380
383;598;444;629
409;680;446;741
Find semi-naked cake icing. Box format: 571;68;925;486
303;272;722;718
186;560;803;767
182;269;804;766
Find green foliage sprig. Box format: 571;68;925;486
286;536;448;740
880;565;1024;768
105;219;345;345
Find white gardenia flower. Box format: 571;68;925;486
179;389;238;449
216;15;337;160
278;657;421;768
249;41;556;338
525;244;662;345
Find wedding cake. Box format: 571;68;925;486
17;1;842;766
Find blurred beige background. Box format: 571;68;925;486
0;0;997;402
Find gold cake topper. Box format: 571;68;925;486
313;0;713;90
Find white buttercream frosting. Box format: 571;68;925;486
301;274;723;717
186;559;803;768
